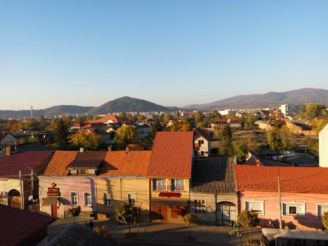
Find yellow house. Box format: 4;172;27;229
148;131;194;223
96;151;152;221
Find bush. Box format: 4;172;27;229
322;212;328;230
237;210;258;228
184;213;198;225
67;206;81;218
116;203;134;224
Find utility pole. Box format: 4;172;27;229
19;170;24;210
278;175;282;229
31;169;34;200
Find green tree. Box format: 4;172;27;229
70;130;102;150
301;103;328;120
237;210;259;228
220;125;234;156
234;140;248;163
114;124;138;148
116;203;134;224
47;119;68;149
266;129;283;153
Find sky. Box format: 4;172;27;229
0;0;328;109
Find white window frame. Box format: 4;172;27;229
153;178;167;191
71;192;78;206
104;193;111;206
282;202;305;216
171;179;185;191
317;203;328;218
84;192;92;207
245;200;265;214
194;199;206;213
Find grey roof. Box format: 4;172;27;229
49;222;113;246
191;157;236;194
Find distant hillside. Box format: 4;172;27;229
0;97;177;119
89;96;177;114
185;88;328;110
0;105;93;119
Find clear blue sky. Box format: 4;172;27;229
0;0;327;109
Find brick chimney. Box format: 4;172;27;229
4;146;11;156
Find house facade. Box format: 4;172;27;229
148;131;194;223
235;165;328;230
39;151;101;218
190;157;237;225
0;151;53;209
95;150;152;221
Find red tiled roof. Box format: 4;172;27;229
100;151;152;177
235;165;328;194
43;151;79;176
0;151;53;177
148;131;194;178
0;205;55;246
88;114;120;124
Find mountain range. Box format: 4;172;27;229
0;88;327;119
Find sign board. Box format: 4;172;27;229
158;192;181;198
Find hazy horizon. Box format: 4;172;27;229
1;1;327;109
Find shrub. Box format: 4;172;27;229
116;203;134;224
237;209;258;228
67;206;81;218
322;212;328;230
184;213;198;225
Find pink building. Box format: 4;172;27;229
235;165;328;230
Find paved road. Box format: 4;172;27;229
49;219;242;245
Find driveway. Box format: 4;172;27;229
49;219;242;245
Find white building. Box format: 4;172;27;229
319;124;328;167
279;104;301;117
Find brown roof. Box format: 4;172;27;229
100;151;152;177
235;165;328;194
0;204;55;246
43;151;78;176
0;151;53;177
194;127;213;141
148;131;194;178
67;151;106;169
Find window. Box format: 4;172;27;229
77;169;87;174
198;140;204;145
317;204;328;217
128;194;136;206
282;202;305;216
194;200;206;213
153;179;166;191
171;179;184;191
104;193;111;206
84;193;92;207
71;192;78;206
245;200;264;214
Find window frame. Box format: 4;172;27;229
153;178;167;191
103;193;111;206
84;192;92;207
128;193;137;206
71;192;78;206
245;200;265;214
282;202;305;216
317;203;328;218
171;179;185;191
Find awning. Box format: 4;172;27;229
43;197;58;206
150;199;189;206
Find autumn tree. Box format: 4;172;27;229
114;124;138;149
47;119;69;149
266;129;283;153
70;130;102;150
301;103;328;120
220;125;234;156
233;140;248;163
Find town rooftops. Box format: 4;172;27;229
191;157;235;193
66;151;106;169
88;114;120;124
148;131;194;178
43;150;151;177
100;151;152;177
0;151;53;177
235;165;328;194
43;151;78;176
0;204;55;246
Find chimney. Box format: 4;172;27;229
256;160;262;166
108;146;112;151
80;147;84;153
4;146;11;156
126;146;129;152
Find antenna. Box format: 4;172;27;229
30;106;33;119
